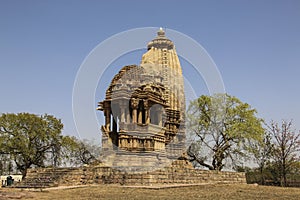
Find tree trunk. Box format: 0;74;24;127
212;151;224;171
283;164;287;187
281;159;287;187
16;162;30;179
21;167;27;179
259;166;265;185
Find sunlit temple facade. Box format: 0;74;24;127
97;28;186;169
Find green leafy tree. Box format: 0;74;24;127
0;113;64;178
186;94;264;171
268;120;300;187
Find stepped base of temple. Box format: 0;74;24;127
15;160;246;188
14;167;93;188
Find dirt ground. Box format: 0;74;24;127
1;183;300;200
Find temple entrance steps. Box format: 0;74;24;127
14;167;93;188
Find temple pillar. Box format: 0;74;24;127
145;109;150;124
120;103;125;123
131;98;138;123
105;110;111;130
138;110;142;124
126;109;130;123
132;109;137;123
143;100;150;124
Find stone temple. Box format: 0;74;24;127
16;29;246;187
97;28;187;171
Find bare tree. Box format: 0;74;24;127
61;136;101;167
268;120;300;187
250;131;273;184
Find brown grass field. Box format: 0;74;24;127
1;183;300;200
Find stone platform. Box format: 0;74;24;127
17;160;246;188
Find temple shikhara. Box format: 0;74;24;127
97;28;187;170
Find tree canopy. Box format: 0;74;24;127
0;113;64;177
186;94;264;171
0;113;103;177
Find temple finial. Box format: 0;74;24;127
157;27;165;37
147;27;173;50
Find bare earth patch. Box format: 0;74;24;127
1;184;300;200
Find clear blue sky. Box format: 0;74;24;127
1;0;300;140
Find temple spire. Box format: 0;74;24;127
147;28;174;50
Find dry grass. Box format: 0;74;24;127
1;184;300;200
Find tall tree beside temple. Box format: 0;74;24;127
186;94;264;171
0;113;64;177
